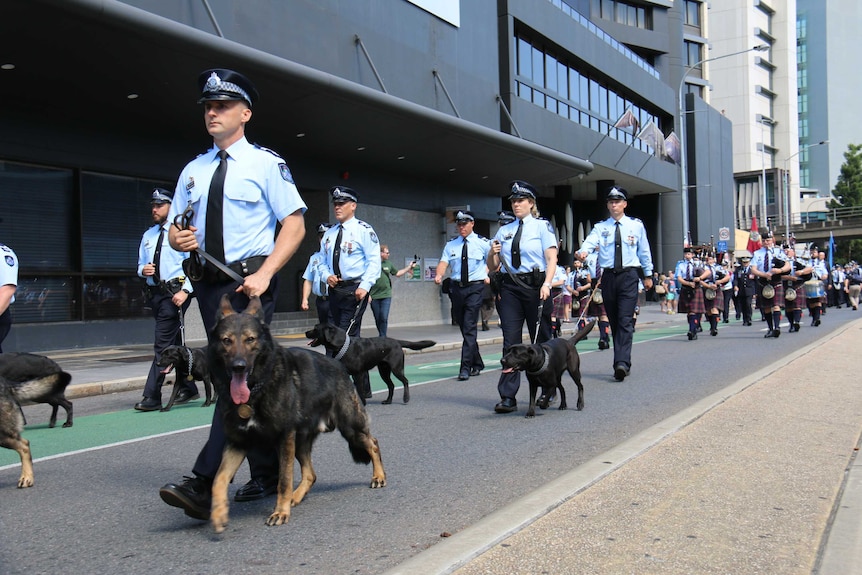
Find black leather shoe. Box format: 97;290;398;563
457;371;470;381
159;476;211;520
687;331;697;341
494;397;517;413
613;363;629;381
481;321;489;331
234;477;278;502
814;319;821;326
134;397;161;412
710;328;718;336
598;340;609;350
470;367;481;377
174;389;200;405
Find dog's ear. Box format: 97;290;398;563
217;294;236;321
244;296;265;320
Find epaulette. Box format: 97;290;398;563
357;219;374;229
253;143;284;159
632;217;643;223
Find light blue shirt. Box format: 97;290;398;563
810;258;828;279
578;215;653;277
492;215;557;273
137;223;192;292
0;243;18;304
317;216;382;292
751;246;788;273
168;136;307;264
440;232;490;282
302;252;329;297
675;258;701;281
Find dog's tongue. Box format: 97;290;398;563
160;363;174;375
230;372;251;404
502;367;514;374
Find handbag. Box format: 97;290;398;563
655;284;667;295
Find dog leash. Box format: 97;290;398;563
176;307;195;382
495;244;544;345
345;293;369;336
173;203;246;284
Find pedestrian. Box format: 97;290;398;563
159;68;307;520
134;188;197;412
0;242;18;352
488;180;558;413
665;270;678;314
734;256;755;325
750;231;790;338
575;187;653;380
369;244;416;337
316;186;381;399
435;210;491;380
844;262;861;311
300;223;333;325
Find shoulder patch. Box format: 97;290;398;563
370;232;379;244
5;256;14;267
278;163;294;183
545;220;555;233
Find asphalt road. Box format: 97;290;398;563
0;309;856;575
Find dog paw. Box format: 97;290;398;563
265;511;291;526
62;421;73;428
369;477;386;489
524;412;536;418
17;475;34;488
381;399;392;405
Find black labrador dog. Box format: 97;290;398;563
305;323;435;405
499;320;595;418
157;345;215;411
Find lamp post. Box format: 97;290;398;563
678;44;769;243
782;140;829;239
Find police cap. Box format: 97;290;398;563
607;186;628;201
330;186;358;204
508;180;537;200
151;188;173;204
317;222;333;234
198;69;259;107
497;210;516;225
454;210;475;223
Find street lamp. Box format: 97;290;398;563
678;44;769;243
783;140;829;239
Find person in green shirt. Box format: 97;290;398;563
369;244;416;337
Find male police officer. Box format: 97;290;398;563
435;210;491;380
135;188;196;411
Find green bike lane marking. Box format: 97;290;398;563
0;325;682;468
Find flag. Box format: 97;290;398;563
746;216;762;255
636;120;665;157
828;231;835;269
664;131;681;164
613;107;639;134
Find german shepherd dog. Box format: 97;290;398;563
0;376;35;487
209;296;386;533
304;323;435;405
157;345;215;411
0;352;73;428
500;320;595;418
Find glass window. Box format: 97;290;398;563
532;46;544;86
12;276;77;323
517;38;532;78
685;1;700;26
685;41;702;67
569;69;581;106
545;53;557;92
557;61;568;98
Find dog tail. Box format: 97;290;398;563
569;320;596;345
395;340;436;351
11;371;72;403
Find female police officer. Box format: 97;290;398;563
487;181;558;414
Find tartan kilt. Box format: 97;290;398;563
552;292;568;318
678;285;705;314
703;286;723;310
756;280;785;308
785;282;807;311
586;296;606;317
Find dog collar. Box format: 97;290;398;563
334;334;351;361
527;349;550;375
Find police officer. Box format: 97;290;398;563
435;210;490;380
750;231;791;338
488;180;558;413
0;242;18;352
160;68;307;519
301;223;332;325
576;187;653;381
316;186;381;399
734;255;756;326
134;188;196;412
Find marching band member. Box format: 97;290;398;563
675;246;709;340
806;245;828;326
750;231;791;338
781;246;812;332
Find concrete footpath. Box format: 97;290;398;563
383;317;862;575
42;305;862;574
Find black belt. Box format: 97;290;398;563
454;280;484;288
198;255;268;283
603;266;639;274
146;277;186;297
336;279;361;286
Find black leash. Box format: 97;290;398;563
173;204;246;284
496;246;543;345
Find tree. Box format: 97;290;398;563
830;143;862;264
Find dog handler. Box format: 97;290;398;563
134;188;197;412
434;210;491;381
575;186;653;381
159;68;307;519
488;181;557;413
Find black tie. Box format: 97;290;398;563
614;222;623;272
332;225;343;278
511;220;523;269
153;226;165;284
205;150;228;264
461;237;469;286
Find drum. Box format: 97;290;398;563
804;279;826;299
704;288;716;300
761;284;775;299
592;288;603;304
785;287;797;301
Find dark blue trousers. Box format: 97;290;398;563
600;268;639;369
449;282;485;373
191;276;279;482
495;279;551;400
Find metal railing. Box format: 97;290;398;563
791;205;862;226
